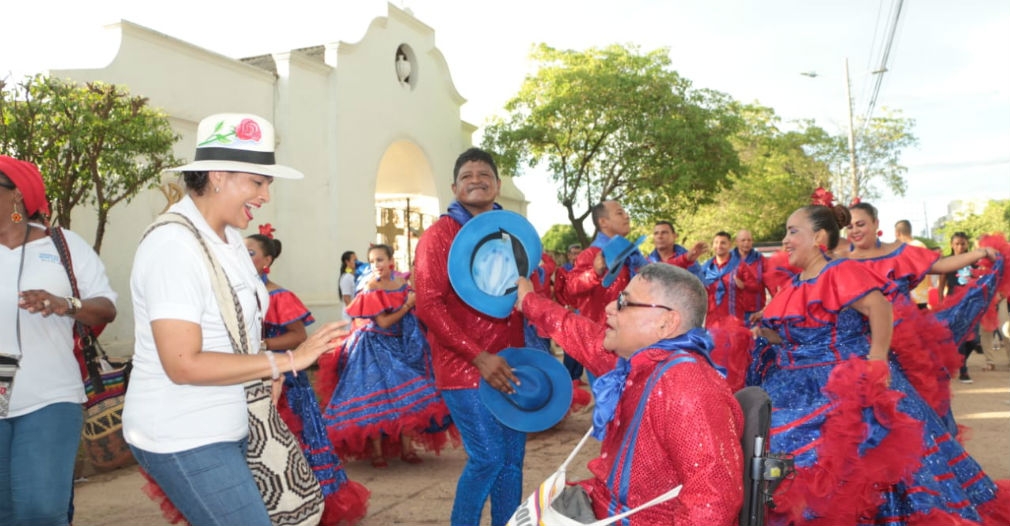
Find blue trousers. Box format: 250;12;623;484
441;388;526;526
0;402;83;526
129;439;272;526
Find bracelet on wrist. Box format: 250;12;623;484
261;350;280;380
286;350;298;377
65;296;82;316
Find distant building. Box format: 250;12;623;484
44;5;527;352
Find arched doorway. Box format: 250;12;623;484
374;140;439;272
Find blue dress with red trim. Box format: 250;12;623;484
264;288;369;526
753;259;1008;525
321;285;455;459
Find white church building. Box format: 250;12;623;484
48;4;528;353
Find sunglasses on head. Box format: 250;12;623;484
617;292;672;312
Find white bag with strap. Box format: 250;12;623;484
507;427;681;526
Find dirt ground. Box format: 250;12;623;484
72;354;1009;525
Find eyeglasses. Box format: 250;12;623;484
617;293;672;312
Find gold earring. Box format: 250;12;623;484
10;198;23;223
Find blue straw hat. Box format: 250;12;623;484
478;347;573;433
448;210;542;319
601;235;645;287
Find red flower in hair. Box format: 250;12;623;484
850;196;862;206
258;223;275;239
810;187;835;207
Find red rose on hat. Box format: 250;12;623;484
235;119;262;142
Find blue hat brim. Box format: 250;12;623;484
601;235;645;288
448;210;543;319
478;347;573;433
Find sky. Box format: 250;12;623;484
3;0;1008;241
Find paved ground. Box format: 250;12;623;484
72;355;1009;525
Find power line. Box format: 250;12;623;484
860;0;888;106
861;0;905;128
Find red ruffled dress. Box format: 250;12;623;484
320;285;456;459
755;258;1009;525
266;289;369;526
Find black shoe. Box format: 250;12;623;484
958;374;974;384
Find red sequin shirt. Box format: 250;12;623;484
413;215;525;390
523;293;744;525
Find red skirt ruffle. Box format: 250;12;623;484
770;357;924;525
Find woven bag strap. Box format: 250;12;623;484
141;214;252;360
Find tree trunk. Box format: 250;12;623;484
93;207;107;254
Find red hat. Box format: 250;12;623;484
0;155;50;218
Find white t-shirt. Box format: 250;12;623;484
339;272;356;321
0;224;117;417
123;196;268;453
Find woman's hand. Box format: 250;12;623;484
18;290;68;317
977;247;998;262
290;321;350;371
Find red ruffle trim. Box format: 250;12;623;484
978;234;1009;332
770;357;924;525
326;403;460;461
320;479;371;526
265;289;314;328
763;250;801;298
890;298;960;416
346;288;409;318
138;467;189;525
706;317;754;392
316;346;349;411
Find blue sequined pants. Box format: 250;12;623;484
441;388;526;526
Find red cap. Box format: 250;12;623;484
0;155;50;218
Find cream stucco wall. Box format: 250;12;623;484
50;4;527;355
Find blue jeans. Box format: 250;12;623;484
129;439;271;526
442;388;526;526
0;402;83;526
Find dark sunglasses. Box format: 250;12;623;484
617;293;672;312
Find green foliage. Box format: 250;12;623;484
540;223;580;254
672;104;832;245
483;43;742;246
800;108;918;206
0;74;181;252
934;200;1010;252
914;236;940;250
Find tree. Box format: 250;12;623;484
933;200;1010;251
800;108;917;206
0;74;181;252
540;223;580;255
671;104;832;244
483;44;742;246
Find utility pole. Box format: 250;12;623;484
844;58;859;203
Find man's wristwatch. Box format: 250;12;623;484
65;296;82;315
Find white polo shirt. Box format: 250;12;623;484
0;225;117;417
123;196;268;453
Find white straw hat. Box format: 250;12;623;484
168;113;304;179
